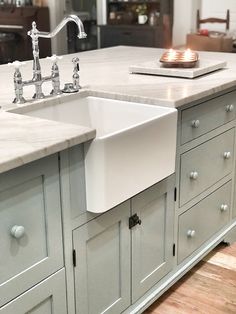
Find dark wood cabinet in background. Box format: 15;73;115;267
100;24;162;48
0;6;51;63
99;0;173;49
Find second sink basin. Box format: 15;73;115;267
24;96;177;213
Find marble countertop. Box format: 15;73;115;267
2;46;236;110
0;111;95;174
1;45;236;174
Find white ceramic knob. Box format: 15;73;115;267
191;120;200;128
190;171;198;180
187;229;196;238
226;104;234;112
46;54;63;63
11;225;25;239
220;204;228;212
8;60;26;70
223;152;231;159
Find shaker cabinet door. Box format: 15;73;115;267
131;176;175;302
0;155;63;307
73;201;131;314
0;269;67;314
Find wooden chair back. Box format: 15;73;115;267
196;9;230;31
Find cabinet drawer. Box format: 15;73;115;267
100;26;157;48
0;269;67;314
0;155;63;307
180;128;234;206
178;181;231;264
181;90;236;144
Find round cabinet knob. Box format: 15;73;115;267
223;152;231;159
220;204;228;212
226;104;234;112
10;225;25;239
187;229;196;238
191;120;200;128
190;171;198;180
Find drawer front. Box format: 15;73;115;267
180;128;234;206
0;269;67;314
178;181;231;264
101;27;155;48
0;155;63;307
181;90;236;144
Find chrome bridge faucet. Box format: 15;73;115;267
9;15;87;104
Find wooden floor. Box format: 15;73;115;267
144;242;236;314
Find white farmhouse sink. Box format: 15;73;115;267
25;96;177;213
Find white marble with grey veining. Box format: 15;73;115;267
2;46;236;110
0;111;95;174
1;45;236;173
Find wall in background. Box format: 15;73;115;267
96;0;106;25
201;0;236;32
173;0;236;46
173;0;201;47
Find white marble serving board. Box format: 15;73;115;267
129;59;227;79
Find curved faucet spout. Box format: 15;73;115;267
28;15;87;40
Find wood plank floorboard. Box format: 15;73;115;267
144;242;236;314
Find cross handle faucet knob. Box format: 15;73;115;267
46;54;63;64
8;61;26;70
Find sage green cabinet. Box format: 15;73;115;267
177;88;236;266
233;177;236;219
131;177;174;302
0;269;67;314
73;201;131;314
72;176;175;314
178;181;231;263
181;90;236;144
180;128;234;206
0;155;63;307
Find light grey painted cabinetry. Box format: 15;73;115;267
71;174;175;314
73;201;131;314
63;86;236;313
3;88;236;314
180;90;236;144
178;181;231;263
176;88;236;266
179;128;234;206
131;177;174;302
0;155;64;308
0;269;67;314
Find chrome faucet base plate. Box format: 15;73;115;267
62;83;80;93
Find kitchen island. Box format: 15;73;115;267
1;46;236;314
